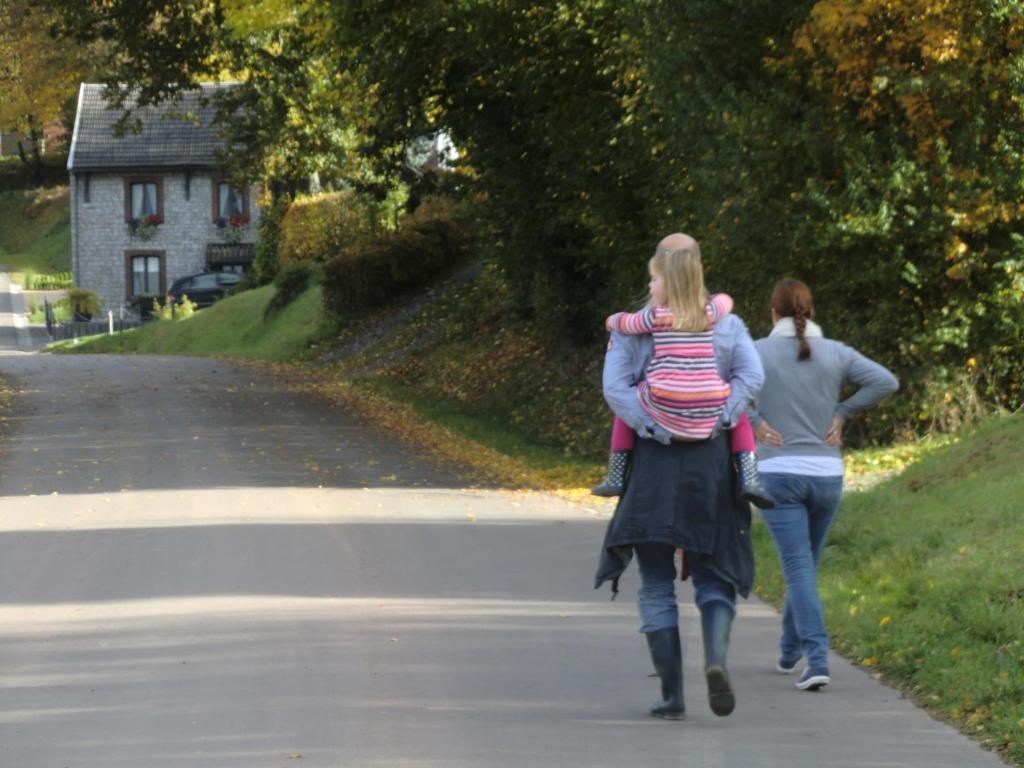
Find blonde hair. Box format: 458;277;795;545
650;245;710;331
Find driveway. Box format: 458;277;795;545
0;354;1006;767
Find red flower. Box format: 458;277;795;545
146;214;163;226
228;212;250;228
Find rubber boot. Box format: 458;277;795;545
644;627;685;720
700;601;736;717
736;451;775;509
591;450;630;497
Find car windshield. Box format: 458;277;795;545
192;274;220;290
220;273;242;285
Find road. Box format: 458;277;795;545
0;354;1006;767
0;272;42;352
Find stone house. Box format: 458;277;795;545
67;82;260;313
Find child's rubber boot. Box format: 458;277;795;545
736;451;775;509
591;450;630;497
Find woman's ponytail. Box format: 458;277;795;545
793;305;811;360
770;278;815;361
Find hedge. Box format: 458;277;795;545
278;190;381;266
323;198;470;317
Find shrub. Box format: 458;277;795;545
265;263;316;318
66;287;100;320
278;190;381;266
153;295;197;321
323;197;470;317
28;271;73;290
129;294;162;320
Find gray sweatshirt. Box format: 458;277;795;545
750;335;899;461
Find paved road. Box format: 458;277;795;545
0;271;50;352
0;355;1005;767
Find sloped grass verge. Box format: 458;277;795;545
0;187;71;273
49;285;329;362
753;412;1024;765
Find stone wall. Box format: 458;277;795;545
70;170;261;313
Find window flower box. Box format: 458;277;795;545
128;213;163;241
216;212;250;243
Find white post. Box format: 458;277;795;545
108;310;114;335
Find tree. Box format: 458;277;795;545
39;0;380;191
0;0;91;167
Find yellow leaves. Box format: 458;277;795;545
221;0;297;39
879;615;892;627
862;656;880;666
781;0;986;158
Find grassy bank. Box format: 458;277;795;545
753;413;1024;764
50;284;330;362
0;186;71;273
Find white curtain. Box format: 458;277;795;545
132;183;157;218
132;256;160;294
219;183;244;217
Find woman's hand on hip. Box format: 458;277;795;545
755;420;784;447
824;416;844;446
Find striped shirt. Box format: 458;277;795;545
608;294;732;439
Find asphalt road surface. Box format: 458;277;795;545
0;354;1006;767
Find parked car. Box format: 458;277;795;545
166;271;242;308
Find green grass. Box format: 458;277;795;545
753;412;1024;764
49;284;331;362
0;186;71;273
364;375;606;490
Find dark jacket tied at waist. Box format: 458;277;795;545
594;433;754;598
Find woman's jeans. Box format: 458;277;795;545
759;473;844;671
634;542;736;633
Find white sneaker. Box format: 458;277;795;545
776;657;799;675
795;668;830;691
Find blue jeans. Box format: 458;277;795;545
634;542;736;633
759;473;844;670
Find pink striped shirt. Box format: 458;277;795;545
608;294;733;439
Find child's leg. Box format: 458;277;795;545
592;418;635;496
729;412;756;453
731;412;775;509
611;417;636;451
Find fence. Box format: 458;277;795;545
44;299;143;341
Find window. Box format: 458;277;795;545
132;256;161;295
132;183;158;218
123;177;164;222
192;273;220;291
171;277;194;294
124;251;165;299
214;181;249;222
218;183;244;216
219;272;242;285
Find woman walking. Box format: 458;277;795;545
595;233;764;720
751;278;898;691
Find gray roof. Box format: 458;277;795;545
68;83;239;172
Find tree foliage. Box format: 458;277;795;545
38;0;1024;436
0;0;91;165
